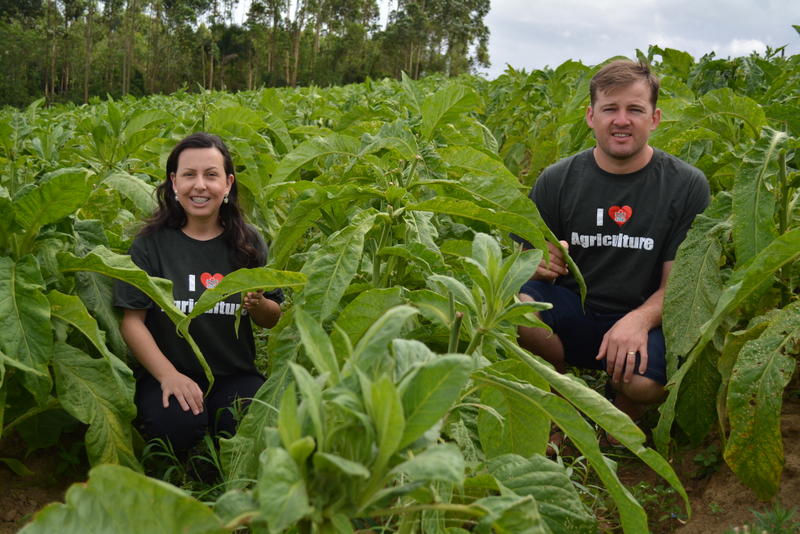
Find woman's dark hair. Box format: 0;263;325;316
140;132;264;268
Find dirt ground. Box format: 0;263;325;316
671;396;800;534
2;398;799;533
0;435;75;534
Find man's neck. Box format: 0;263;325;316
593;145;654;175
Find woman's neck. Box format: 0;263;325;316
181;219;224;241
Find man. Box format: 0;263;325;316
516;60;709;430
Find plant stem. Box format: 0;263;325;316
372;220;391;286
464;331;484;355
777;150;788;236
448;312;463;353
367;502;485;519
776;150;792;306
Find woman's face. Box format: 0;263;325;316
170;147;234;226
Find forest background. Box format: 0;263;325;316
0;0;491;107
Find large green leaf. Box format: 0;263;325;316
731;130;785;263
420;84;481;141
488;454;596;534
409;193;584;302
295;210;377;322
331;287;404;356
438;146;519;183
472;368;649;533
716;323;769;442
73;268;127;358
0;256;52;403
256;447;313;534
58;246;181;326
655;227;800;451
18;465;226;534
269;184;377;270
47;290;132;384
295;307;341;385
101;172;157;216
221;400;285;489
57;246;211;386
348;305;418;378
724;302;799;500
13;169;91;252
663;214;725;362
478;360;550;459
498;339;690;519
183;267;306;322
270;134;361;184
397;354;473;448
674;345;721;445
363;374;405;477
289;363;325;451
390;443;464;484
475;495;552;534
52;342;139;470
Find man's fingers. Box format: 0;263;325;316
623;350;637;383
596;336;608;361
639;347;649;375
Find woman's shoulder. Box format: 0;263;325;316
243;224;267;250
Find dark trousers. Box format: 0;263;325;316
135;372;265;454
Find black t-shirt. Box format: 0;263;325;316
523;148;709;314
113;226;284;382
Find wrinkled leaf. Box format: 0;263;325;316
19;465;225;534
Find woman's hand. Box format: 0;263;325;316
243;290;282;328
159;371;204;415
242;291;264;312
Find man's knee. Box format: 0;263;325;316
614;375;665;405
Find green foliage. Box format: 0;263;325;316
654;53;800;501
11;47;800;531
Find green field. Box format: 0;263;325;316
1;45;798;533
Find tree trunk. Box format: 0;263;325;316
46;0;57;100
83;2;95;104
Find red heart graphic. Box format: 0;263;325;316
608;205;632;227
200;272;224;289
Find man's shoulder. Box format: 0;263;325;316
652;149;706;181
545;148;593;172
538;148;594;183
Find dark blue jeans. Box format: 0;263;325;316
520;280;667;385
135;372;264;454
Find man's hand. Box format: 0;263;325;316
159;371;204;415
596;310;651;384
533;240;570;281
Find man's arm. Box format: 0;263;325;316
596;261;673;384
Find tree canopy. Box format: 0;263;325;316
0;0;491;107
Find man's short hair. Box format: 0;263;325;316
590;60;660;109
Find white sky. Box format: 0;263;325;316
234;0;800;80
477;0;800;78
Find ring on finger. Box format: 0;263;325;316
627;350;636;356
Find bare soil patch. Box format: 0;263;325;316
673;395;800;534
0;435;78;534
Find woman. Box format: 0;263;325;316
114;132;282;454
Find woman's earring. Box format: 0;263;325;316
223;193;229;204
174;191;179;202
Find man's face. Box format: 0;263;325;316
586;80;661;166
